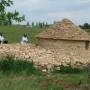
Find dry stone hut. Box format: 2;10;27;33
36;18;90;50
36;18;90;66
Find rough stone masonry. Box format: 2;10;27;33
0;44;90;71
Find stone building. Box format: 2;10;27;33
36;18;90;50
36;19;90;66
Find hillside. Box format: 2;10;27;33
0;25;45;44
0;25;90;44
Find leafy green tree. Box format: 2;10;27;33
79;23;90;29
32;22;35;27
0;0;25;25
26;22;30;26
83;23;90;29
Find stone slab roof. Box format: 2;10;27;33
36;18;90;41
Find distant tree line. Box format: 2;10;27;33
0;0;25;25
27;22;50;28
79;23;90;29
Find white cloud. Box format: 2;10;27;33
6;0;90;24
77;0;90;3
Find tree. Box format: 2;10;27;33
26;22;30;26
45;22;49;27
0;0;25;25
32;22;35;27
79;23;90;29
83;23;90;29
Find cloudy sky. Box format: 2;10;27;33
7;0;90;25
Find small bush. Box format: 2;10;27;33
54;65;86;74
0;55;42;76
86;64;90;89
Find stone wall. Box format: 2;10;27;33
38;39;90;66
0;43;90;71
38;39;86;50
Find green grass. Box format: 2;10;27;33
53;65;86;74
0;55;42;76
0;72;88;90
0;25;45;44
0;56;89;90
85;29;90;33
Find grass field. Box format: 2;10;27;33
0;25;46;44
0;73;88;90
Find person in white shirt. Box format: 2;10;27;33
21;34;28;44
0;33;5;44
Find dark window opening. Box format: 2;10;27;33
85;41;89;50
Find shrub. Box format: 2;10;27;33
86;64;90;89
0;55;42;75
53;65;86;74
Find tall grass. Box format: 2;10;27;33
0;56;42;76
53;65;87;74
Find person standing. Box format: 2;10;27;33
21;34;28;44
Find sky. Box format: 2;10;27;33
7;0;90;25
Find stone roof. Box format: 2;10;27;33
36;18;90;41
